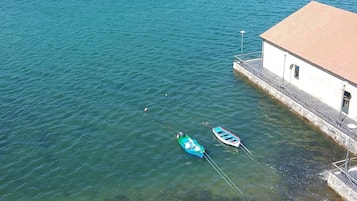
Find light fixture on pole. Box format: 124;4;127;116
240;30;245;55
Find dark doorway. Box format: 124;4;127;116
342;91;351;114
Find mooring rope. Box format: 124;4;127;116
204;152;249;201
202;121;278;174
150;118;249;200
240;144;257;163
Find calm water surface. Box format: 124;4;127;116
1;0;356;200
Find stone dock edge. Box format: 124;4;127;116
233;60;357;200
233;61;357;154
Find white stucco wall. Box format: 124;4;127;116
262;41;357;121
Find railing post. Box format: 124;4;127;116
281;52;287;89
345;148;350;171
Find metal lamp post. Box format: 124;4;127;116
282;52;287;88
240;30;245;55
339;81;348;121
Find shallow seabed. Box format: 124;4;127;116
1;0;356;200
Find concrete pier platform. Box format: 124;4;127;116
233;56;357;201
233;56;357;200
328;158;357;201
233;57;357;154
328;170;357;201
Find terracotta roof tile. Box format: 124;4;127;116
260;1;357;85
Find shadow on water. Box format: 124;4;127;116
105;194;131;201
0;121;96;166
174;189;242;201
105;189;247;201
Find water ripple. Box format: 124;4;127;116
0;0;354;200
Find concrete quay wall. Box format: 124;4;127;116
327;171;357;201
233;62;357;154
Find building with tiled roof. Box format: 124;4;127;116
260;1;357;122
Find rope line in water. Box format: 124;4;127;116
202;121;278;174
240;144;256;162
204;152;249;201
152;118;249;200
151;117;177;137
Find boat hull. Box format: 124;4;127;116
177;134;205;158
212;126;241;148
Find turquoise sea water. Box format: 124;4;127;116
1;1;357;200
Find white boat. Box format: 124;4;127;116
212;126;241;148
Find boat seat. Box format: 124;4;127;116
215;127;223;132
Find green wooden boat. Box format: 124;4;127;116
176;132;205;158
